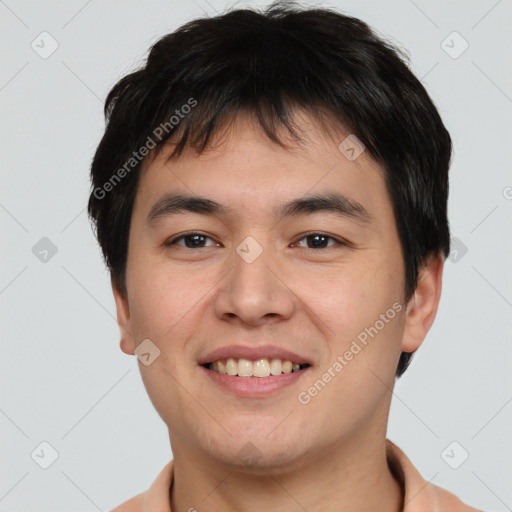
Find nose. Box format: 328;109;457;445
213;240;295;327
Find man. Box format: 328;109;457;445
88;2;482;510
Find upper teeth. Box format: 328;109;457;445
208;358;304;377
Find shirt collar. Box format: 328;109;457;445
136;439;478;511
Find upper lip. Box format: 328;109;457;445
198;345;311;365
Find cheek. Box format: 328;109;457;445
297;254;399;332
302;253;404;379
127;264;206;431
127;254;200;339
297;308;404;440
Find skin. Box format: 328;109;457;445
112;109;444;512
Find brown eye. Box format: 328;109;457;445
293;233;345;249
166;232;218;249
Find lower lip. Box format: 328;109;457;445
200;365;310;397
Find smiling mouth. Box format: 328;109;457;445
203;357;310;378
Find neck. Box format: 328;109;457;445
169;429;403;512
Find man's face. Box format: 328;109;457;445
116;111;410;469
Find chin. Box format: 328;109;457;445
200;426;311;474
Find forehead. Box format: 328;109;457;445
133;110;391;225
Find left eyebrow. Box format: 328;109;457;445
146;192;372;226
273;192;372;225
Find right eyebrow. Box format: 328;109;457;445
146;194;232;226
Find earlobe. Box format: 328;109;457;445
401;253;444;354
111;277;136;355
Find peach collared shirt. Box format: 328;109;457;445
110;440;482;511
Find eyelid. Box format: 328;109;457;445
292;232;350;249
165;231;219;247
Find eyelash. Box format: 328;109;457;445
164;232;349;250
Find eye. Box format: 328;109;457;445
292;233;347;250
164;232;349;250
165;232;219;249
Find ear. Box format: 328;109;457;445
111;277;136;355
401;252;444;354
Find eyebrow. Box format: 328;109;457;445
146;192;372;226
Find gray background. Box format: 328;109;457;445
1;0;511;510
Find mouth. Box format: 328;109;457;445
202;358;311;378
198;345;312;396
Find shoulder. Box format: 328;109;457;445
386;439;483;512
432;482;484;511
108;460;174;512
